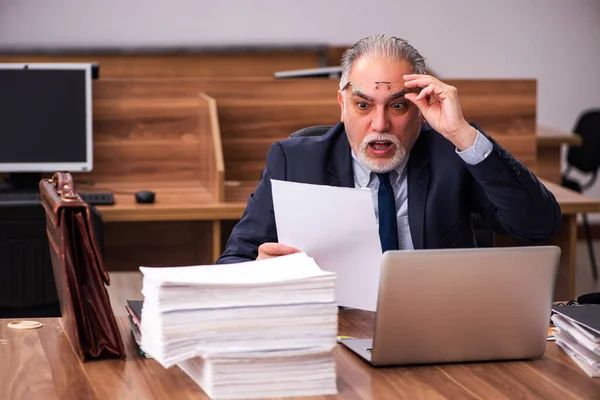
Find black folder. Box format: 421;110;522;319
552;304;600;335
126;300;144;324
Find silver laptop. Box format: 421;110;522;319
340;246;560;366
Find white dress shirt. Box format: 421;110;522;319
351;131;494;250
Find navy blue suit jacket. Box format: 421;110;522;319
217;123;562;264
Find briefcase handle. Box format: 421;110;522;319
50;172;80;202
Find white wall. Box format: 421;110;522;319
2;0;600;208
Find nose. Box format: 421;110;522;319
370;106;391;133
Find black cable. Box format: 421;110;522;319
553;300;579;307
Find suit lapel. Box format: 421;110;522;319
407;131;431;249
325;123;431;248
326;123;354;188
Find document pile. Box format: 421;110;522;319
139;252;339;399
552;305;600;378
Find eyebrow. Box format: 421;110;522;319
351;89;409;102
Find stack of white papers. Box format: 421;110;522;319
552;305;600;378
139;252;338;399
178;348;336;399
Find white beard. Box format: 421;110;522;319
357;132;407;173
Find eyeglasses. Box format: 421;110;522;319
342;81;393;91
341;81;420;94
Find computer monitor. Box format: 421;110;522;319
0;63;93;190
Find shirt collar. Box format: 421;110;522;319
351;150;410;188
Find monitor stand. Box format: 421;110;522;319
0;173;43;193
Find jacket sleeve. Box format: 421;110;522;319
216;142;287;264
466;130;562;243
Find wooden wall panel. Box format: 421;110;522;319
450;80;537;171
0;50;326;78
74;96;206;186
327;46;349;66
93;78;340;100
218;101;340;182
91;78;537;203
103;221;215;271
217;100;340;139
92;98;202;141
87;141;204;183
91;78;341;188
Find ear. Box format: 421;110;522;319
337;90;346;122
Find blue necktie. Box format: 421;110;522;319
377;172;399;252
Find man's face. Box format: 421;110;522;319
337;57;422;173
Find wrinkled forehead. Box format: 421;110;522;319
342;81;418;101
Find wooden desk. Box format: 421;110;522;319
497;179;600;300
96;184;242;222
92;183;246;271
539;180;600;300
95;179;599;301
536;126;582;184
2;310;598;399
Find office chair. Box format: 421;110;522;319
561;109;600;281
289;125;494;248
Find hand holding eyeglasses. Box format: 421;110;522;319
402;74;477;151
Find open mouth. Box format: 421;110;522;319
368;140;394;155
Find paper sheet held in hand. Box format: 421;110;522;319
271;179;382;311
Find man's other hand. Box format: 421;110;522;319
257;243;301;260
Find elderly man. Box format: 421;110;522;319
217;34;561;264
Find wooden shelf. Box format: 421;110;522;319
92;181;244;222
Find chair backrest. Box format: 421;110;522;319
290;125;332;138
567;109;600;174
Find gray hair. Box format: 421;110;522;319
339;34;427;90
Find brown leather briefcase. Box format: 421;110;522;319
40;172;125;361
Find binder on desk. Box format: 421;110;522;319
551;305;600;377
552;305;600;336
126;300;143;325
125;300;150;358
40;172;125;361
